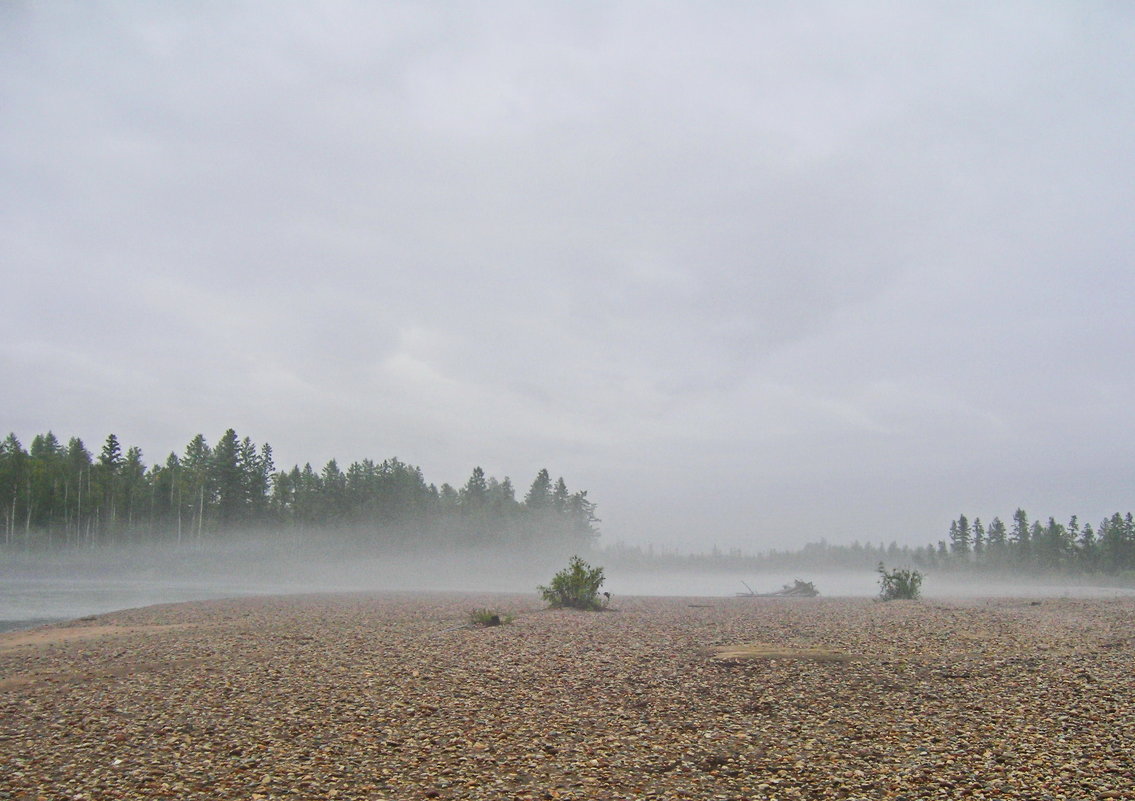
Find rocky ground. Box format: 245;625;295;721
1;592;1133;800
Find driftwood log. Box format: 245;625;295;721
737;578;819;597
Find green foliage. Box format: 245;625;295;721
877;562;923;601
0;428;601;552
538;555;608;610
468;609;513;627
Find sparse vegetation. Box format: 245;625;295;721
538;555;609;610
877;562;923;600
468;609;512;627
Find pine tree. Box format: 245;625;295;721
552;477;570;514
437;483;460;512
96;434;124;539
460;467;488;510
1036;517;1070;570
30;431;62;459
65;438;92;546
566;489;600;548
524;469;552;510
986;516;1007;557
99;434;123;470
212;429;243;528
182;434;212;542
250;442;275;523
950;514;972;557
0;434;27;546
1099;513;1134;572
1078;522;1098;571
320;460;346;523
28;433;65;539
121;446;146;533
1011;508;1031;565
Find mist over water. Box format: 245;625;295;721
3;542;1132;632
606;570;1135;600
607;571;877;599
0;540;586;629
0;575;276;633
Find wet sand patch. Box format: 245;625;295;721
0;622;199;652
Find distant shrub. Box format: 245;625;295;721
877;562;923;601
468;609;512;627
538;555;609;610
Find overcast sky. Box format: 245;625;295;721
3;1;1133;551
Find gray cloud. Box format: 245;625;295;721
3;1;1134;550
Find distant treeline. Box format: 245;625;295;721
0;430;598;554
933;510;1135;575
5;430;1133;580
600;539;924;573
602;510;1135;579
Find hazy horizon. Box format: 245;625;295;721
4;2;1134;552
5;537;1133;632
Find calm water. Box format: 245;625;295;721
2;563;1131;634
0;575;294;633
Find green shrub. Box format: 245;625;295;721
468;608;512;627
877;562;923;601
538;555;609;610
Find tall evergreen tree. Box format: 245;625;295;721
121;446;146;532
950;514;972;557
320;460;346;524
99;434;123;470
30;431;62;459
1099;513;1133;572
1078;521;1098;571
524;469;553;510
0;434;27;545
1011;508;1031;565
212;429;244;527
28;432;65;537
460;466;488;511
182;434;212;541
552;477;570;514
986;516;1007;555
65;437;93;546
96;434;124;538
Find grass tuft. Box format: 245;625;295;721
468;609;513;627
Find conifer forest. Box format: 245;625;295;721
2;429;1133;579
0;430;598;555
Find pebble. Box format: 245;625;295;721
1;593;1133;799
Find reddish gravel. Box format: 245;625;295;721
2;593;1133;800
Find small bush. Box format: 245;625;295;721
877;562;923;600
538;555;609;610
468;609;512;627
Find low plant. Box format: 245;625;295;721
877;562;924;601
468;609;512;627
538;555;609;610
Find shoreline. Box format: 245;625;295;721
3;565;1132;638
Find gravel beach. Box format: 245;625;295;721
2;593;1133;800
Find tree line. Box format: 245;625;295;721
0;430;599;554
600;515;1135;581
603;516;1134;580
933;509;1135;575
